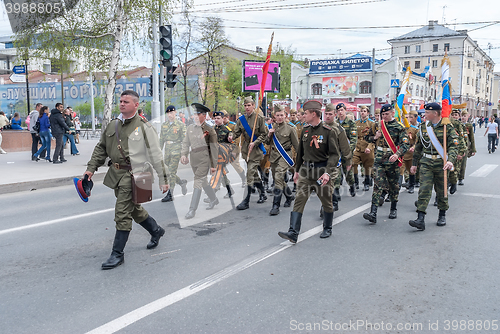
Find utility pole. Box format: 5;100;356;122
151;19;161;133
370;48;376;115
89;71;95;133
159;7;165;124
24;58;30;114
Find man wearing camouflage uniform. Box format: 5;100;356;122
223;110;246;186
448;109;468;194
363;104;409;224
409;103;459;230
458;110;476;185
159;105;188;202
334;103;357;199
399;110;419;194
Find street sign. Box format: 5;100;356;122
13;65;26;74
10;74;26;83
391;79;400;88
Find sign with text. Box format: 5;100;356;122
322;76;359;97
242;60;280;93
310;57;372;74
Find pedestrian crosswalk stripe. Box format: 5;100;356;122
469;164;498;177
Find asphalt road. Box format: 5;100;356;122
1;133;499;334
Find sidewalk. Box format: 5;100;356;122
0;139;107;195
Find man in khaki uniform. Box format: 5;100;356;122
181;103;219;219
267;105;299;216
223;110;246;186
400;110;419;193
458;110;476;185
229;96;269;210
84;90;168;270
278;101;352;243
353;106;376;191
334;103;357;198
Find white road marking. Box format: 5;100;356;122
469;164;498;177
461;192;500;199
85;202;371;334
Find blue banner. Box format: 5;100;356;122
309;56;372;74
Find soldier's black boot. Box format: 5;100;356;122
458;179;464;185
319;211;334;238
269;188;282;216
255;181;267;204
334;187;341;201
363;204;378;224
354;174;359;190
224;184;234;198
369;176;373;186
185;188;202;219
139;215;165;249
363;175;370;191
398;175;403;188
179;179;188;195
332;192;339;211
161;189;173;202
409;211;426;230
349;184;356;197
319;206;324;218
203;185;219;210
449;183;457;194
433;198;438;206
388;201;397;219
379;190;387;206
236;186;252;210
278;212;302;243
437;210;446;226
102;230;130;270
283;185;295;207
408;175;415;194
239;171;246;187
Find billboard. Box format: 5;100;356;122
322;76;359;97
310;57;371;74
242;60;280;93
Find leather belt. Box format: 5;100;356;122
191;146;208;153
423;153;442;160
376;146;391;153
303;161;328;168
113;162;132;170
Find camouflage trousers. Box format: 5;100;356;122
164;150;182;190
371;162;400;205
448;155;464;184
416;158;449;213
458;155;468;180
334;159;355;188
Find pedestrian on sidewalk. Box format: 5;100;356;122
74;116;81;144
33;107;53;162
10;112;23;130
0;111;9;154
484;116;499;153
62;108;79;155
50;103;70;164
29;103;43;160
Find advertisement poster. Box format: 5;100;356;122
243;60;280;93
309;57;371;74
322;76;359;97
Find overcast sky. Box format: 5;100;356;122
1;0;499;70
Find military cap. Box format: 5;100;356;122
243;96;255;105
303;100;322;111
274;104;284;113
212;111;224;117
425;102;442;111
191;103;210;114
374;108;381;115
325;103;336;112
409;110;418;116
73;174;93;203
336;102;346;110
380;104;393;113
451;109;461;115
221;110;229;117
461;111;468;116
166;105;176;113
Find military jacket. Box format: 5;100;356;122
232;111;269;160
365;119;409;165
463;122;476;155
402;125;419;160
224;120;240;146
160;118;186;151
86;113;167;188
354;118;376;152
296;122;346;174
325;120;353;163
413;119;459;166
338;118;357;152
214;124;232;144
451;119;467;155
181;121;218;168
266;122;299;164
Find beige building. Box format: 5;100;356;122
388;20;495;117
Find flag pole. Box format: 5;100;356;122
441;53;452;198
247;32;274;161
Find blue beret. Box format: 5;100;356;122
425;102;442;111
380;104;393;113
212;111;224;117
166;105;176;112
336;103;346;110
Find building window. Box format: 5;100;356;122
359;81;372;94
311;83;322;95
432;60;438;68
421;87;424;97
404;61;410;68
467;77;470;85
404;46;410;54
409;83;414;95
416;85;420;96
415;61;421;69
444;43;450;52
416;45;421;53
468;61;471;69
433;44;438;52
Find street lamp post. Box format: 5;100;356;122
236;96;241;116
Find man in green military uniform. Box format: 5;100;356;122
278;100;352;243
181;103;219;219
229;96;269;210
323;103;352;213
84;90;168;270
353;105;376;192
159;105;188;202
267;104;299;216
223;110;246;186
448;109;467;194
458;110;476;185
334;103;357;199
363;104;409;224
211;110;235;198
400;110;419;194
409;103;459;230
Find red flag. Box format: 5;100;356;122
259;32;274;108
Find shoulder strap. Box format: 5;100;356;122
380;120;403;166
115;121;131;165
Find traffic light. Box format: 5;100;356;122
148;74;153;96
166;66;177;89
159;25;173;67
